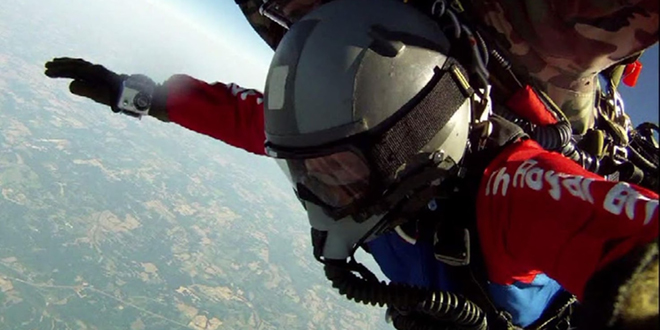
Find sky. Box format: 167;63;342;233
162;0;659;126
153;0;275;84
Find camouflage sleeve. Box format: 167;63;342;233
471;0;658;134
235;0;287;51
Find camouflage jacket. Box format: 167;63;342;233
236;0;658;135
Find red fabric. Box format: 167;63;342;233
505;86;558;126
477;139;658;300
163;75;267;156
622;60;643;87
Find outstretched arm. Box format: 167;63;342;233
44;58;268;156
152;75;267;156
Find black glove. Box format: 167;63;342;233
44;57;128;111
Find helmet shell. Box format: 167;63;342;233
264;0;456;148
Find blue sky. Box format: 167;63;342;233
165;0;658;126
163;0;275;63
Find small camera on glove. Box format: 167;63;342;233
114;74;156;119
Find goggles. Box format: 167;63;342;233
268;142;376;217
267;138;462;222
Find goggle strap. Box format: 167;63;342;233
368;59;473;179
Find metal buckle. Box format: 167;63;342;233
470;120;493;151
609;144;628;165
434;227;471;266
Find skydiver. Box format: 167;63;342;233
256;1;659;329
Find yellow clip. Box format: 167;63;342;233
450;0;465;13
450;66;471;95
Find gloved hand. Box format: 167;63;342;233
44;57;128;111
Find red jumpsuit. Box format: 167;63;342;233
159;74;658;308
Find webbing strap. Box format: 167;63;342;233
369;60;473;178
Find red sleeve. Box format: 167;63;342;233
162;75;267;156
476;139;658;300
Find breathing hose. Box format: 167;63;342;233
532;121;572;151
529;121;601;173
559;141;601;173
324;261;488;330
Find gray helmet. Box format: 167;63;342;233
263;0;475;223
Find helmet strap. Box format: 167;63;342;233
366;58;474;181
